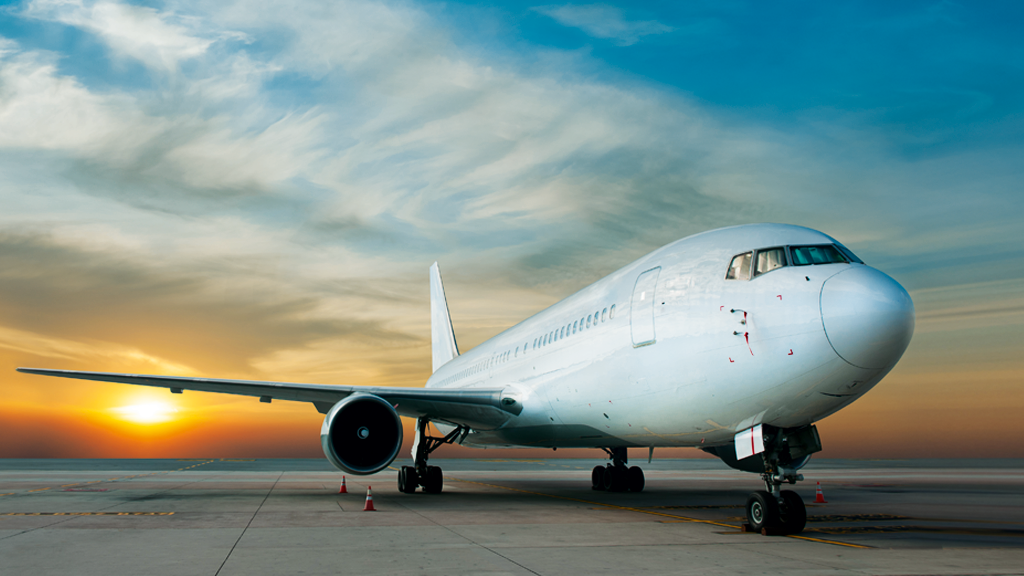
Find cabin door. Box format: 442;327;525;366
630;266;661;347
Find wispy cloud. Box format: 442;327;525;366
532;4;674;46
0;0;1016;362
20;0;225;72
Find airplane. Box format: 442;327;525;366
18;223;914;535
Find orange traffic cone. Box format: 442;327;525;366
363;486;376;511
814;481;828;503
338;477;348;494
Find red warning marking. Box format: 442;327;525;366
777;295;783;300
729;357;734;363
720;306;725;311
788;349;794;355
744;332;754;356
751;430;756;454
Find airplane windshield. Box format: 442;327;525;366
754;247;787;277
790;245;848;266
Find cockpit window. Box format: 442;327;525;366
725;252;752;280
790;244;848;266
754;247;787;277
834;243;864;264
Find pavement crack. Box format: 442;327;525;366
392;497;544;576
214;471;282;576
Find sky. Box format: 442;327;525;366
0;0;1021;461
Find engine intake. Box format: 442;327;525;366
320;394;403;475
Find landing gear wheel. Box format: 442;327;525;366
602;465;627;492
746;490;779;532
591;466;605;490
778;490;806;535
398;466;418;494
422;465;443;494
626;466;645;492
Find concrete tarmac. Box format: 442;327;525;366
1;458;1021;575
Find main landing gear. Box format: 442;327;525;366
398;417;467;495
590;447;645;492
744;438;808;535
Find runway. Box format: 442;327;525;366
1;458;1022;575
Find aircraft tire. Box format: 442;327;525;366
626;466;645;492
746;491;779;532
591;466;605;490
398;466;418;494
423;466;443;494
603;465;627;492
778;490;806;534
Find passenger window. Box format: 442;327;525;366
754;247;787;277
559;327;564;339
573;320;578;334
587;315;592;328
609;305;616;319
726;252;752;280
790;245;848;266
602;308;607;322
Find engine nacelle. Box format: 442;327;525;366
320;394;403;475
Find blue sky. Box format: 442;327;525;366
0;1;1022;457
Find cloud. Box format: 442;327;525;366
21;0;219;72
533;4;674;46
0;39;328;204
0;232;422;378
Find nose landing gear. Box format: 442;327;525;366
744;448;808;535
590;447;645;492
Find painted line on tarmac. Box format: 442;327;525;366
0;459;218;497
0;512;174;516
449;477;871;549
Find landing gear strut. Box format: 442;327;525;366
590;447;645;492
398;417;467;495
744;430;808;535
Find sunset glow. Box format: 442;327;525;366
110;402;179;425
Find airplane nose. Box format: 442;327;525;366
820;267;915;370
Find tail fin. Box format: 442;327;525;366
429;262;459;373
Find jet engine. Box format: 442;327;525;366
320;394;403;475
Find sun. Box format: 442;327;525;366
110;401;179;425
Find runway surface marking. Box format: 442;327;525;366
447;476;871;549
0;512;174;516
0;462;224;545
805;525;1024;537
0;460;217;497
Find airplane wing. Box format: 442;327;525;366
16;368;521;430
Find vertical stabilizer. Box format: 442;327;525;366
430;262;460;373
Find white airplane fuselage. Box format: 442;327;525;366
427;223;914;451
